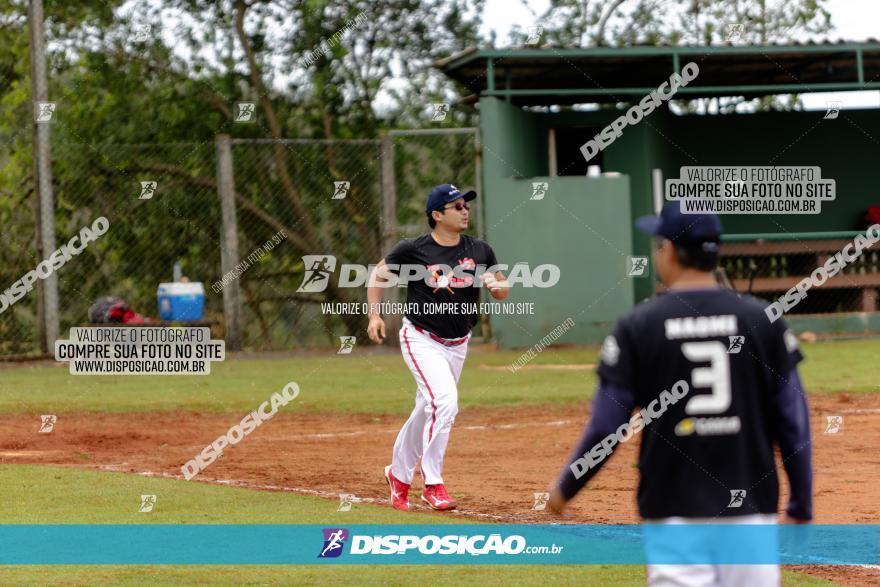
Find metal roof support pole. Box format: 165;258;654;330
857;49;864;84
29;0;59;355
379;134;401;347
487;58;495;93
215;134;243;352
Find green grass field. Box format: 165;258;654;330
3;339;876;585
2;340;878;414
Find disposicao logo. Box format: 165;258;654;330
318;528;349;558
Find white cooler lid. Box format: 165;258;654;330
158;282;205;295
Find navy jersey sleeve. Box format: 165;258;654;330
384;239;415;272
771;318;804;374
596;318;637;390
768;318;811;519
774;368;813;520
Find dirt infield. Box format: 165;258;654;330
2;392;879;585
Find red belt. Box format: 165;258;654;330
412;324;469;347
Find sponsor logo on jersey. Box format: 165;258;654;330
674;416;742;436
426;264;456;292
664;315;737;340
427;262;475;290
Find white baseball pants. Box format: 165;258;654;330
391;318;469;486
645;514;780;587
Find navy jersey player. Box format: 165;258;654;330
548;203;812;587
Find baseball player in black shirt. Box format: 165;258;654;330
367;184;508;511
548;203;812;586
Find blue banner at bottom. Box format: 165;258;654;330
0;524;877;565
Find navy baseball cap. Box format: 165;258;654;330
635;202;722;251
425;183;477;213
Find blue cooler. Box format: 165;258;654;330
157;282;205;321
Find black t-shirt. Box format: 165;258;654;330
597;287;803;518
383;233;498;339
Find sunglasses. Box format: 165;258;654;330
441;202;470;212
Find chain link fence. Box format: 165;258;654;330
226;130;480;350
226;137;383;350
0;130;480;357
390;129;481;238
0;141;220;357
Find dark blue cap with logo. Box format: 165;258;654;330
425;183;477;213
635;202;723;252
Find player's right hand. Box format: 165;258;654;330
367;315;386;344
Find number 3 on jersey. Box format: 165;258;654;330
681;341;731;415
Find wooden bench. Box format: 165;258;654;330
657;237;880;312
722;239;880;311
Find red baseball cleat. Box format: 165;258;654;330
421;483;457;511
384;465;411;511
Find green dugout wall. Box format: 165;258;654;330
479;97;880;347
480;98;633;348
